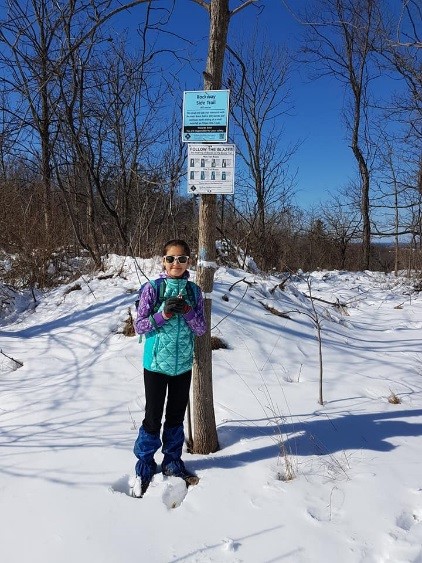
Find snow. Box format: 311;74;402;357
1;256;422;563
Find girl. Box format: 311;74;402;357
132;239;206;497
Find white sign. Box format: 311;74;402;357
187;144;235;195
182;90;230;143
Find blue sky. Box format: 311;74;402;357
109;0;362;209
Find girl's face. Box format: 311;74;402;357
163;245;191;278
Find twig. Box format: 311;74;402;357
128;406;137;431
81;276;96;299
228;277;247;291
211;285;249;330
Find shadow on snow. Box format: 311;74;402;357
190;408;422;471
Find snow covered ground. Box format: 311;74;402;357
1;256;421;563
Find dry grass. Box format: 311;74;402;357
122;308;136;337
211;336;228;350
388;390;402;404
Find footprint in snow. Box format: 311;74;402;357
221;538;241;552
109;474;132;496
162;478;189;509
306;505;331;523
396;508;422;532
382;505;422;562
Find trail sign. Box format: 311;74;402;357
182;90;229;143
187;143;235;194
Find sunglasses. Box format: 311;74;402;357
164;255;189;264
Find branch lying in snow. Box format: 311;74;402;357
301;293;349;314
259;296;347;322
269;275;291;294
259;301;291;319
0;349;23;368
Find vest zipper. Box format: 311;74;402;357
174;279;182;374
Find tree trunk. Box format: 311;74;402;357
352;142;371;269
192;0;230;454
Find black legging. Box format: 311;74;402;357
142;368;192;435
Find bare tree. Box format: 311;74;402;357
0;0;149;244
226;33;298;270
301;0;383;269
189;0;257;455
320;191;361;269
54;30;179;261
189;0;232;455
0;0;64;237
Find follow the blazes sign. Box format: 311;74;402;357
182;90;230;143
187;143;235;194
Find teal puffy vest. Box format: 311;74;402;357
143;278;196;376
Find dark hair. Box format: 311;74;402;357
163;239;191;257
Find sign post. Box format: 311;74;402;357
182;82;233;454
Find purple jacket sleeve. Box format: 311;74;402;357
135;282;167;335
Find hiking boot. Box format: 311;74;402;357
162;460;199;486
131;476;151;498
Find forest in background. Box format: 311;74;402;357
0;0;421;289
